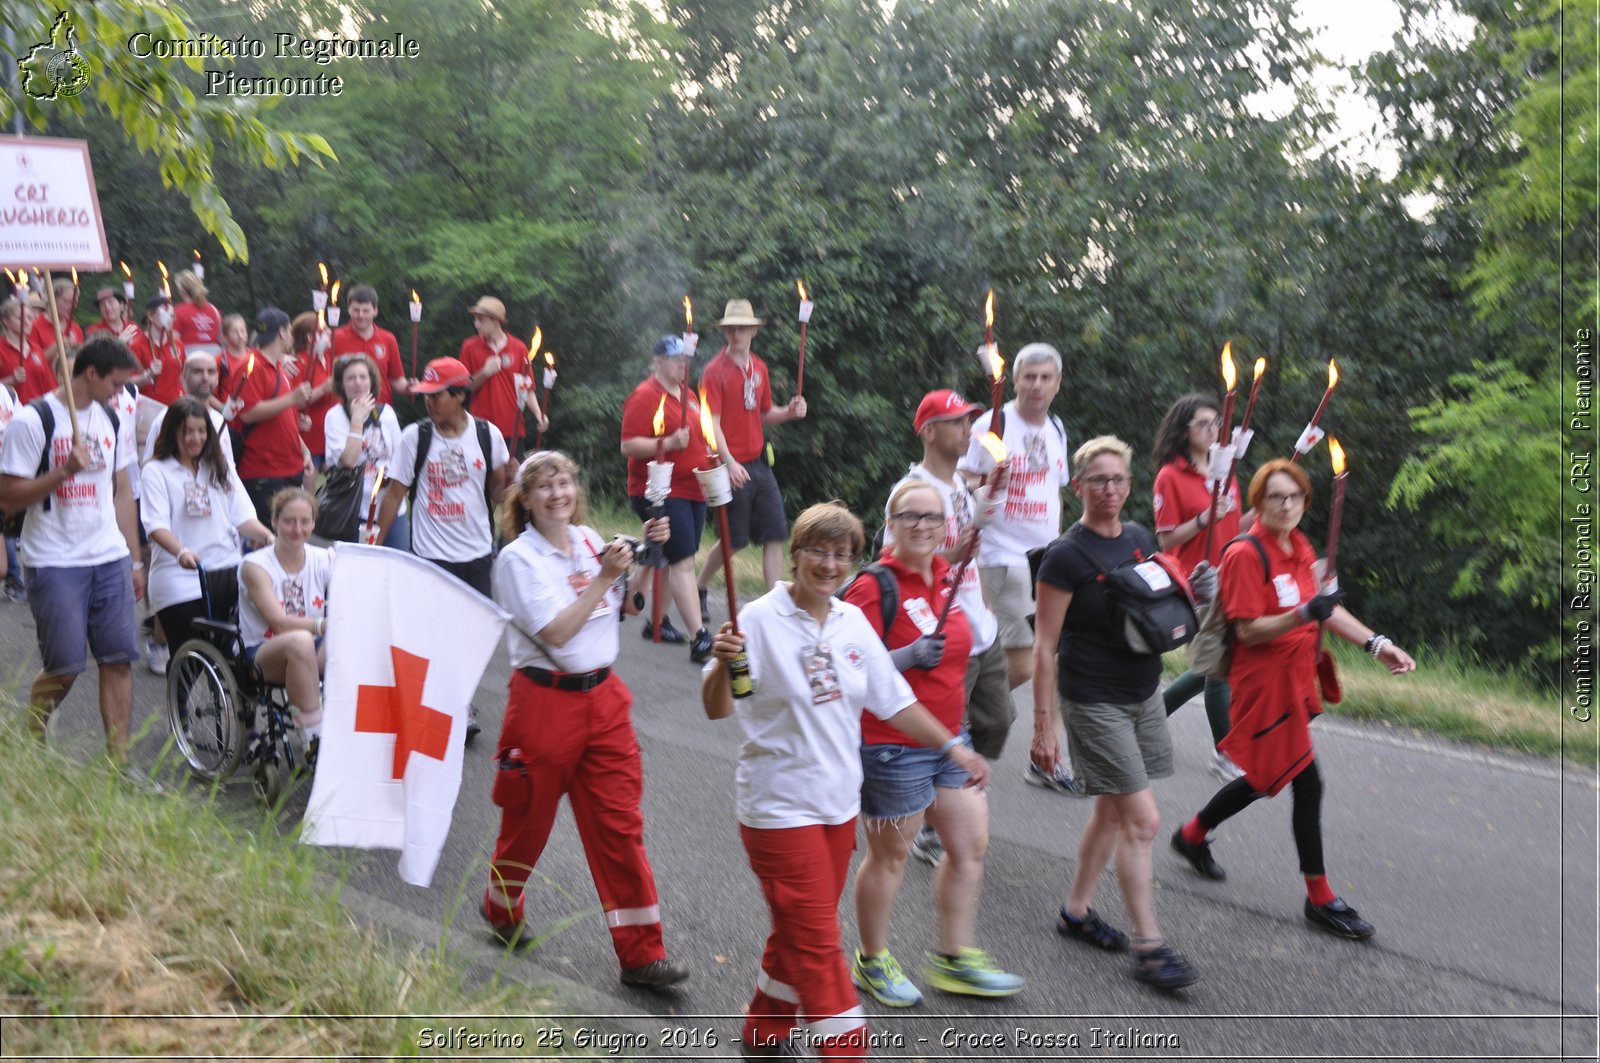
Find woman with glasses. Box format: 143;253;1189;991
1169;458;1414;940
703;502;990;1060
1151;394;1255;781
1031;436;1200;990
481;451;690;990
844;480;1021;1008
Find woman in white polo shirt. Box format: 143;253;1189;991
143;397;273;651
482;450;688;991
703;502;990;1061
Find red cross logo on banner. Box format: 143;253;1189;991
355;646;453;779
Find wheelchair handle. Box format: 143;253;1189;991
195;561;214;622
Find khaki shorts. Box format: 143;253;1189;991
1061;691;1173;796
980;564;1035;650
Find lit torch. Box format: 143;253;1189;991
982;340;1005;437
191;248;204;281
1324;438;1347;587
1292;358;1339;463
1239;356;1267;434
936;432;1005;634
796;280;812;399
69;267;78;288
364;465;388;545
1203;346;1239;562
119;261;134;301
646;394;674;643
327;279;342;327
681;296;696;430
408;289;421;377
652;394;669;463
697;384;742;630
312;262;329;311
157;259;171;299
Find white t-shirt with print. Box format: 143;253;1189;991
883;464;999;653
390;416;508;562
727;584;916;829
0;392;135;569
110;385;141;499
238;544;331;650
142;404;231;468
141;457;258;613
493;524;621;674
324;403;405;516
958;401;1071;568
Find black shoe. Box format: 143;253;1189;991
464;704;482;745
1056;906;1129;952
641;618;687;644
690;627;713;664
620;957;690;990
1132;943;1199;990
1170;828;1226;880
1305;897;1375;940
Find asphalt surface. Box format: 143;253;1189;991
11;582;1599;1061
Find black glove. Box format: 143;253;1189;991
890;633;946;671
1296;588;1343;622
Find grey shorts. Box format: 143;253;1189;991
979;564;1035;650
26;558;140;676
962;639;1014;759
723;459;788;550
1061;691;1173;795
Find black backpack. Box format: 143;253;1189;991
1061;522;1198;655
3;397;120;538
836;562;898;643
407;417;497;539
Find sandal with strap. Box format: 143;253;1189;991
1055;906;1130;952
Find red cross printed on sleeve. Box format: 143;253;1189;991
472;457;484;470
312;596;325;610
355;646;453;779
103;436;113;451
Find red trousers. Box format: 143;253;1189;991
484;672;665;969
740;820;870;1059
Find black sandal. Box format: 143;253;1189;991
1055;906;1130;952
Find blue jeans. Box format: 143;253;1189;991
858;730;973;821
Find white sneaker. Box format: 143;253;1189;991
1209;749;1245;781
144;638;169;677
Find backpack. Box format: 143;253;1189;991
1061;522;1197;655
1186;534;1271;678
837;562;898;643
2;397;121;539
408;417;497;539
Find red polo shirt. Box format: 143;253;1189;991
620;375;708;501
698;348;773;463
27;315;83;357
128;330;186;406
1153;454;1242;572
2;335;58;403
173;301;222;348
458;333;530;445
330;324;404;404
236;358;304;478
295;346;338;457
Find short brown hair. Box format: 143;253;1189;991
1247;458;1312;512
789;502;865;567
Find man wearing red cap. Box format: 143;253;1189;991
695;299;805;605
329;284;408;404
458;296;546;458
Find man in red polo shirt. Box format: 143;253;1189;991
329;284;408;404
458;295;546;458
694;298;805;604
236;308;314;523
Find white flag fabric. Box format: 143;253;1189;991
303;544;509;886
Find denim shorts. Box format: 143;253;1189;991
859;730;972;821
26;558;140;676
629;496;706;564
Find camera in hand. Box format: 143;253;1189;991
610;534;646;562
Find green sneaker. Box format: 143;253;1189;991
850;949;923;1007
923;947;1025;998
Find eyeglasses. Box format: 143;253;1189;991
1189;417;1220;431
1081;475;1130;490
1265;491;1307;507
796;546;858;565
891;511;945;528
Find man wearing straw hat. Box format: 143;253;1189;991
459;295;546;459
694;298;806;615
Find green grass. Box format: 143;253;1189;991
0;712;532;1058
1162;640;1585;767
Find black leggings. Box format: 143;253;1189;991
1196;758;1325;876
156;566;241;651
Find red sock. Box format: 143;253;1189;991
1305;874;1335;907
1181;817;1208;845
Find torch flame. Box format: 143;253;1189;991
119;261;132;280
544;351;554;367
682;296;693;332
1253;356;1266;382
318;262;329;288
157;259;169;281
317;309;326;331
1329;437;1346;475
70;267;78;286
698;385;718;452
796;280;808;301
652;395;667;437
369;465;387;507
1327;358;1339;389
329;279;341;304
244;352;256;377
984;288;994;328
980;343;1004;382
529;326;542;358
411;289;420;304
1220;342;1236;391
980;432;1007;464
192;249;202;261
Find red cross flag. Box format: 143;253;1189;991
303;544;509;886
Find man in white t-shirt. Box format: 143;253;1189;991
142;350;230;465
0;337;148;780
376;356;513;741
958;342;1078;793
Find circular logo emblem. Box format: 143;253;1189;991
47;51;89;97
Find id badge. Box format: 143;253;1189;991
803;641;842;705
184;481;212;518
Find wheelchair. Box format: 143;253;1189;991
163;566;312;804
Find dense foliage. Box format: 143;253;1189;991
5;0;1583;684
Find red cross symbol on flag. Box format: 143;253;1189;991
355;646;453;779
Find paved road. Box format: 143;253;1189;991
12;585;1598;1061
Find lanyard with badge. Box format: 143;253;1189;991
184;471;212;518
802;640;842;704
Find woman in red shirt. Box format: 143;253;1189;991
1170;459;1416;940
1151;393;1253;780
172;270;223;354
288;312;336;470
844;480;1019;1008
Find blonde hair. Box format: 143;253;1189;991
886;479;943;520
270;487;317;524
174;269;208;304
1072;434;1133;473
502;450;586;539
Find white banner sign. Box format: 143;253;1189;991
0;136;111;270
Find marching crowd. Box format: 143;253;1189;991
0;278;1418;1060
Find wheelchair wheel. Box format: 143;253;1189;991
166;638;246;780
253;760;283;805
